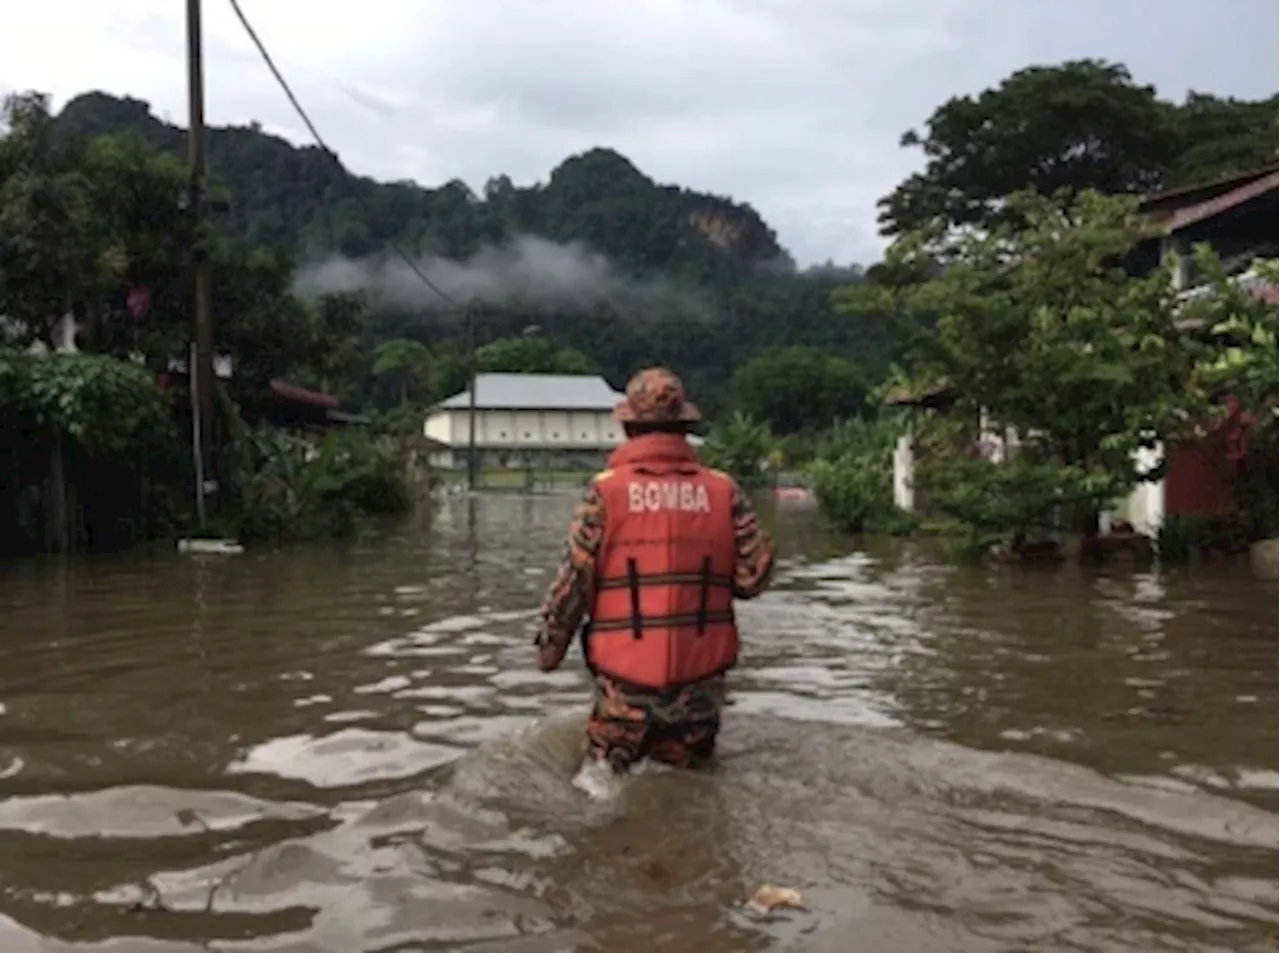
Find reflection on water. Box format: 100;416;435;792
0;496;1274;951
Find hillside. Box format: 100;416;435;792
53;92;792;280
50;92;883;415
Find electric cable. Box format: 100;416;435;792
226;0;460;309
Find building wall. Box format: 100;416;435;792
424;410;453;445
1164;433;1240;520
423;407;623;470
1120;438;1248;535
424;408;621;449
1116;445;1165;536
1120;481;1164;537
448;409;622;447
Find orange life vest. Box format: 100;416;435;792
584;433;740;691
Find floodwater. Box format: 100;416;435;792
0;496;1275;953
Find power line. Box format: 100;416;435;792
226;0;460;309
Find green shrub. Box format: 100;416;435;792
232;425;412;544
807;415;915;534
916;442;1126;542
0;350;182;554
1156;514;1200;566
699;412;774;488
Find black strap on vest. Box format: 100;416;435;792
614;555;714;640
626;558;643;640
696;555;711;636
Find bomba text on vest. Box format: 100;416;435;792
627;480;713;514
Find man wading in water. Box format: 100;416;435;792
534;367;776;774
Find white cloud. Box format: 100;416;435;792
2;0;1276;266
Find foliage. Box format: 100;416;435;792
917;447;1118;538
878;59;1277;237
1183;256;1279;442
25;73;1275;427
856;190;1213;532
1156;514;1200;565
4;70;1276;555
0;349;181;553
0;92;114;349
1156;513;1255;566
232;425;411;543
0;92;364;398
0;92;387;551
372;337;436;405
475;333;597;375
728;346;869;435
0;349;175;454
698;413;774;487
1168;93;1280;189
369;402;432;439
807;416;914;534
1235;439;1279;542
46;91;897;416
301;429;412;522
1182;255;1279;542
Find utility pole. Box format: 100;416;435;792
186;0;218;527
466;300;480;492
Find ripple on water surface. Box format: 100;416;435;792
0;499;1273;951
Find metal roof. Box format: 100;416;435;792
435;373;623;411
1138;163;1279;212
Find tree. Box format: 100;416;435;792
729;346;868;435
0;93;422;552
372;338;435;405
699;412;774;487
302;292;368;394
475;334;597;375
0;92;103;348
1168;93;1280;188
1181;256;1279;542
47;91;890;413
878;61;1178;236
0;92;357;398
808;416;909;534
71;132;198;358
859;190;1224;534
0;349;179;554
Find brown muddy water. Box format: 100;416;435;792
0;496;1275;953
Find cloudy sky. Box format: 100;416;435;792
2;0;1276;266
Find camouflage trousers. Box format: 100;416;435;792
584;672;726;773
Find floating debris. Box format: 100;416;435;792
746;884;806;916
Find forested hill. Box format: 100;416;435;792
54;92;790;277
51;92;880;417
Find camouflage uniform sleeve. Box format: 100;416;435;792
730;481;776;600
535;480;606;671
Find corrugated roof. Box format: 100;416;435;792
1138;163;1279;212
435;373;623;410
1159;171;1278;234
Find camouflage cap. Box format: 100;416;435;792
614;367;701;424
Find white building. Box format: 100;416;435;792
424;372;626;469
